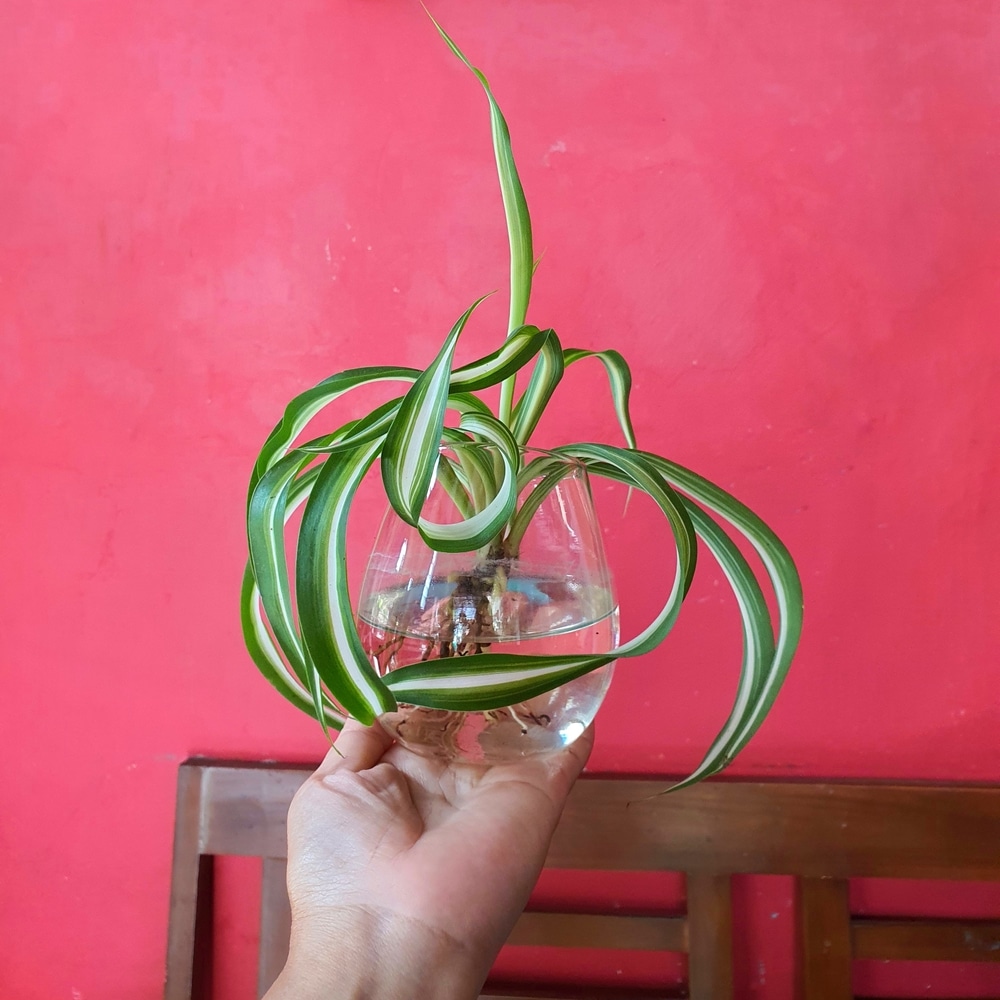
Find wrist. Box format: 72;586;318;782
265;905;488;1000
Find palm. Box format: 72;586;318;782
285;721;591;971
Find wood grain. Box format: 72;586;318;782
798;877;852;999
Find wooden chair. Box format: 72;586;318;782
164;760;1000;999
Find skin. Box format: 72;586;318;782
265;719;594;1000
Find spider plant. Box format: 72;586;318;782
242;15;803;788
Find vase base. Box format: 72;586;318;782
378;664;613;765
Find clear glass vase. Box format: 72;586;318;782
357;446;619;764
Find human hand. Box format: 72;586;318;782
265;720;593;1000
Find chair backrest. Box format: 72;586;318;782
164;760;1000;1000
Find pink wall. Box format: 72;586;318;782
3;1;998;997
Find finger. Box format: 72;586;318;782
314;718;394;778
538;721;595;796
565;721;595;773
486;721;596;810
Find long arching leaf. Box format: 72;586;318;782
555;444;697;656
296;439;397;724
504;457;575;556
251;366;420;494
641;452;804;759
241;565;347;731
243;465;348;733
666;501;776;790
247;451;318;682
426;11;532;337
417;413;520;552
250;331;545;501
510;329;564;445
385;651;616;711
576;455;783;785
427;9;533;428
297;398;401;455
563;349;637;449
382;296;490;524
451;325;546;391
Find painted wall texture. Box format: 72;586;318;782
2;1;998;997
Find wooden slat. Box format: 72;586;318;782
481;995;679;999
481;988;682;999
188;762;1000;880
686;873;733;1000
257;858;292;998
852;917;1000;962
798;877;852;1000
200;763;309;858
506;912;685;952
549;780;1000;879
165;765;214;1000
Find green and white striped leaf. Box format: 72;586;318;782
641;452;803;762
244;463;348;733
450;325;546;392
584;448;801;782
247;450;318;684
559;453;794;788
444;434;500;515
252;364;506;498
250;366;420;495
433;453;477;520
555;444;696;655
240;564;347;732
297;389;492;460
297;398;402;455
385;651;616;711
447;391;495;418
417;412;520;552
382;296;489;525
563;349;637;449
665;500;776;790
510;329;565;445
428;9;534;430
505;453;576;555
427;12;532;337
296;439;396;724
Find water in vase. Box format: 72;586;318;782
358;574;619;764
